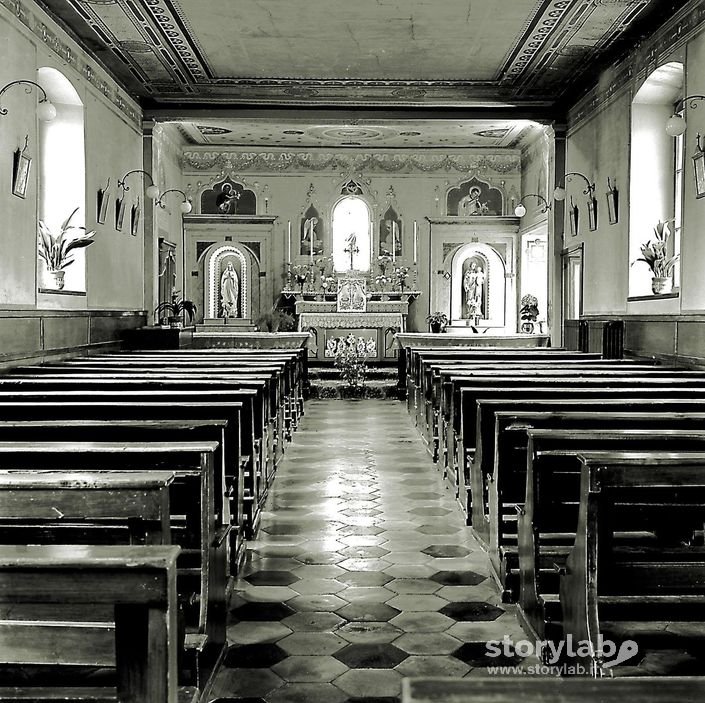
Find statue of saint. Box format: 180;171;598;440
220;261;239;318
463;262;485;318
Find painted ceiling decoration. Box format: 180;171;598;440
37;0;675;109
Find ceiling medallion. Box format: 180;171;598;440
197;125;233;136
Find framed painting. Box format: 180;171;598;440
115;196;126;231
569;198;579;237
130;198;141;237
96;178;111;225
12;136;31;199
694;147;705;199
587;196;598;232
606;179;619;224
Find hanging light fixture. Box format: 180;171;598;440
666;95;705;137
117;169;160;200
155;188;193;214
514;193;551;217
553;172;595;201
0;80;56;121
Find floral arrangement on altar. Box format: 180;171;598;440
326;334;377;390
377;254;393;276
320;275;335;293
374;274;392;291
290;263;311;291
393;265;410;291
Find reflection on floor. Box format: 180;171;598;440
209;399;530;703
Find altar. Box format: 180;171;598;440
285;290;421;360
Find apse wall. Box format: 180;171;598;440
0;1;146;364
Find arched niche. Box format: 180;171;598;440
378;206;402;258
202;243;260;322
449;243;506;327
200;177;257;215
300;204;324;257
332;195;372;273
447;177;504;216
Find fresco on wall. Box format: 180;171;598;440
447;178;503;216
201;178;256;215
378;206;402;258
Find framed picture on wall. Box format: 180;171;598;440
606;179;619;224
693;139;705;199
569;198;579;237
96;178;111;225
12;136;31;199
130;198;141;237
587;197;598;232
115;196;126;231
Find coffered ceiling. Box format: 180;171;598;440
37;0;676;112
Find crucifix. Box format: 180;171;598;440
344;232;359;270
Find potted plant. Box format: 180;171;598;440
155;290;197;328
520;294;539;333
634;220;679;294
426;311;448;333
254;309;296;332
37;208;96;290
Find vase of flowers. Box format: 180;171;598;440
520;293;539;333
634;220;679;295
394;265;410;292
291;264;310;293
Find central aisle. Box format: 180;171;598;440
210;399;528;703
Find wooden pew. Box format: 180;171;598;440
558;451;705;677
509;428;705;610
0;470;174;547
0;387;266;536
0;545;184;703
0;439;224;682
401;677;705;703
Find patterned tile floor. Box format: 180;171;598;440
209;399;531;703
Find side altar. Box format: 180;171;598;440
282;287;421;361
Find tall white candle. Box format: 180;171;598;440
392;222;397;263
370;220;374;260
413;221;417;264
287;221;291;264
309;221;314;264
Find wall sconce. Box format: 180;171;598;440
0;80;56;122
117;169;160;200
553;172;595;201
156;188;193;214
514;193;551;217
666;95;705;137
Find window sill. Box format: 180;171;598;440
627;292;679;302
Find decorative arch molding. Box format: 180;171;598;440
449;242;507;327
204;244;250;320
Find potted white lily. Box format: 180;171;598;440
37;208;96;290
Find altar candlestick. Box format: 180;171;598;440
413;221;417;265
287;221;291;265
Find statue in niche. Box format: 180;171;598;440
220;261;239;318
301;216;322;256
380;219;402;258
463;260;485;319
460;187;489;216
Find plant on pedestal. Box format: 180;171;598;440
633;220;679;295
519;294;539;333
155;289;197;328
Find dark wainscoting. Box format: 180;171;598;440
566;316;705;368
0;310;146;369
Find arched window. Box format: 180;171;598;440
332;196;371;273
37;67;86;293
629;61;683;297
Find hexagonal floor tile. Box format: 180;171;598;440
230;602;296;622
278;632;348;655
440;601;505;621
291;564;346;579
416;524;462;535
227;621;293;645
337;525;384;537
394;654;470;677
334;643;409;669
334;669;403;698
385;579;442;595
252;544;305;559
267;682;349;703
245;570;300;586
337;621;404;645
430;571;487;586
339;535;387;547
339;546;390;559
290;578;347;595
288;594;348;612
208;668;284;699
389;611;455;633
386;594;448;612
338;558;392;571
394;632;462;655
272;655;349;682
405;491;443;500
282;611;346;632
223;643;288;668
241;586;300;603
340;586;394;603
336;602;400;622
452;641;524;667
408;507;453;516
337;571;393;587
422;545;473;559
